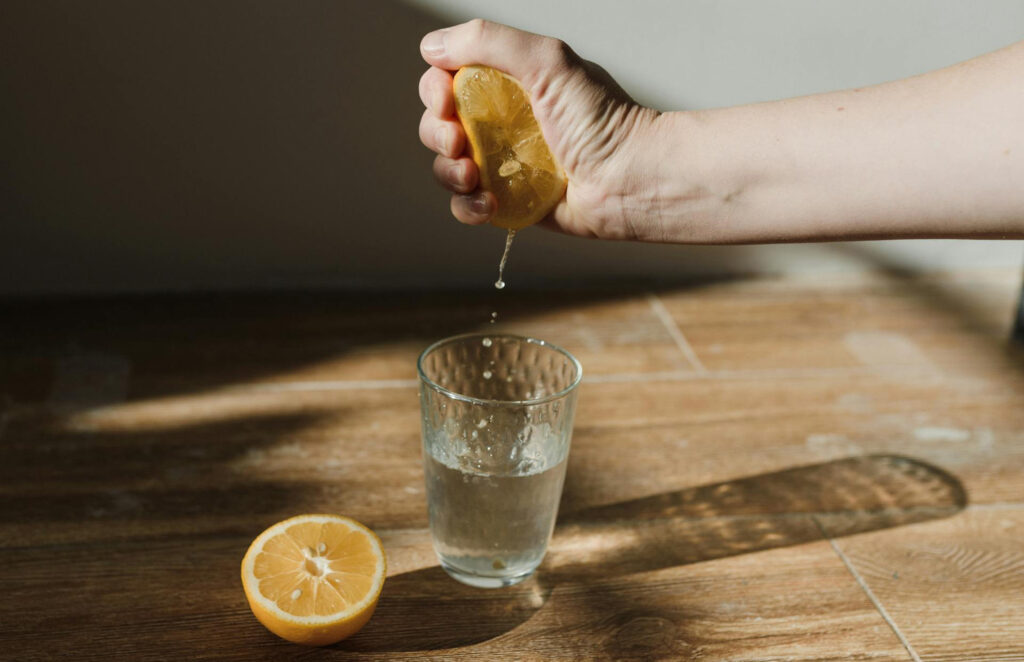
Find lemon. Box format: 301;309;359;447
241;514;386;646
453;65;567;230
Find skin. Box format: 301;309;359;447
418;20;1024;243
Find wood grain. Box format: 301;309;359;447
658;271;1021;375
2;272;1023;659
837;508;1024;661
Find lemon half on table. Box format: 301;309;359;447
453;65;568;230
241;514;386;646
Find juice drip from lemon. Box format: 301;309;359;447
495;229;517;290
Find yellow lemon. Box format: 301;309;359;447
241;514;386;646
454;65;567;230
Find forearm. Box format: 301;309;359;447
642;41;1024;243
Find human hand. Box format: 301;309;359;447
418;20;661;240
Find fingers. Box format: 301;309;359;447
431;154;477;194
419;109;465;158
419;62;488;224
420;19;572;85
451;191;495;226
417;66;455;118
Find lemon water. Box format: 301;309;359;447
424;443;567;587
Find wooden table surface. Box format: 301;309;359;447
3;270;1024;660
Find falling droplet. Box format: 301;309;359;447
494;229;516;290
482;370;493;379
490;311;498;324
482;337;493;347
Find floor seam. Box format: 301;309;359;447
646;293;708;374
211;364;955;392
222;378;419;392
821;525;922;662
967;502;1024;511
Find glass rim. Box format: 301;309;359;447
416;333;583;407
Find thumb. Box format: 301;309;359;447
420;19;571;88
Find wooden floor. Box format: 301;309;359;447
2;269;1023;661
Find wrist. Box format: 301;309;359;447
636;109;753;243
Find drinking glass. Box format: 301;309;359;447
417;333;582;588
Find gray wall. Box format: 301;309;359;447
3;0;1023;294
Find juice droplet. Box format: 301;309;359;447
490;311;498;324
481;337;492;347
494;229;516;290
482;370;493;379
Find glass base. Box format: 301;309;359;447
440;560;536;588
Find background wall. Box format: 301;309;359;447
3;0;1023;295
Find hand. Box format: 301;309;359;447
418;20;661;240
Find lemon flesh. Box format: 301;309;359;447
453;66;567;230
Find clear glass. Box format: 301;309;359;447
417;333;582;588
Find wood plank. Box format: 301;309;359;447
353;540;910;660
3;360;1021;550
2;276;1023;659
0;519;912;660
837;507;1024;661
657;271;1021;374
0;290;689;405
570;373;1023;507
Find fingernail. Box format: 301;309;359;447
470;193;491;215
421;30;446;57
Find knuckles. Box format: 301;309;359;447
463;18;491;43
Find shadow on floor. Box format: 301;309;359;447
342;454;964;653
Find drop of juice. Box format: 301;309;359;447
482;337;493;347
494;229;516;290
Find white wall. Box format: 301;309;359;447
3;0;1022;294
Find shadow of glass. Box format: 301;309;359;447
548;454;964;580
341;454;965;653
